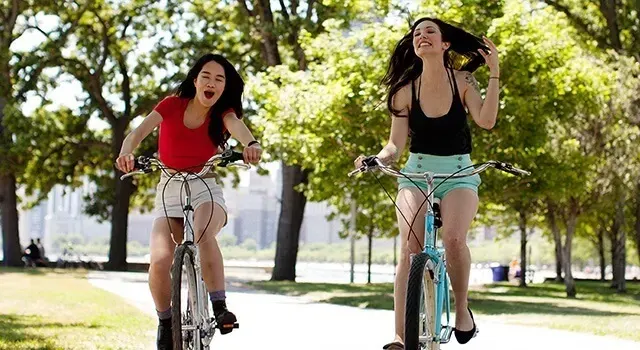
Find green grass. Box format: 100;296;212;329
0;267;155;350
245;279;640;341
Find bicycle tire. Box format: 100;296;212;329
405;252;439;350
172;243;200;349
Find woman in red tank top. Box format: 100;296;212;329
115;53;261;348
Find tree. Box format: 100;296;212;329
0;0;87;266
9;0;174;270
184;0;390;281
542;0;640;290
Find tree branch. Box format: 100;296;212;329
93;10;111;76
305;0;315;21
239;0;254;17
62;57;116;124
117;54;132;122
279;0;290;21
25;25;52;40
543;0;612;51
6;0;21;38
598;0;623;51
120;15;132;40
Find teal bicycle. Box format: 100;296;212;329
349;157;529;350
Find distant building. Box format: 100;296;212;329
17;162;348;254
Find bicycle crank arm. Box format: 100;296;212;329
417;326;453;345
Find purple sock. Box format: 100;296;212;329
209;290;226;304
157;307;171;320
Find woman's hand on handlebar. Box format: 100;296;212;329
243;142;262;164
353;155;380;170
116;153;135;173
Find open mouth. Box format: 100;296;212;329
418;41;432;48
204;91;215;99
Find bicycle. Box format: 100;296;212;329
120;148;248;350
349;157;530;350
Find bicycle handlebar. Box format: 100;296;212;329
348;157;530;179
119;149;251;181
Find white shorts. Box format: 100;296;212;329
153;173;228;226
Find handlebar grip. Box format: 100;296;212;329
218;150;246;167
495;162;530;176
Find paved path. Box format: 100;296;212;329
88;271;640;350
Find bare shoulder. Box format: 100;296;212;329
391;83;412;117
455;70;480;94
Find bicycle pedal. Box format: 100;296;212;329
219;322;239;329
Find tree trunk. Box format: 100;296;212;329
271;164;309;281
0;173;22;267
255;0;282;67
253;0;311;282
562;198;579;298
518;208;528;287
610;193;626;293
0;90;22;267
597;228;606;281
635;182;640;268
546;200;563;281
367;226;373;285
105;120;132;271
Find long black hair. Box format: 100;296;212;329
381;17;489;116
175;53;244;148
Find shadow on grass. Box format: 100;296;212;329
247;280;640;317
323;293;394;310
468;297;633;317
0;313;100;350
477;281;640;305
0;266;88;278
313;293;634;317
0;266;47;275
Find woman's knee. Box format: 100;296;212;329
399;240;422;260
442;230;468;250
149;250;173;272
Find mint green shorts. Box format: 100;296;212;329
397;153;481;199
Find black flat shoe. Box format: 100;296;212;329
453;307;478;344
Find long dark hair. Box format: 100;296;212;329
175;53;244;148
381;17;489;116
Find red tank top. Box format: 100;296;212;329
154;96;232;172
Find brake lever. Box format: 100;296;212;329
227;163;251;170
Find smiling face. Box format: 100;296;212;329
193;60;226;108
413;20;450;58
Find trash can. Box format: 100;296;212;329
490;265;509;282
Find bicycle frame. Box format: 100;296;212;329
180;181;215;346
348;158;529;348
419;173;452;345
120;148;249;348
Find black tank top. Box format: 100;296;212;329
408;68;472;156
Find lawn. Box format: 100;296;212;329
245;279;640;341
0;267;155;350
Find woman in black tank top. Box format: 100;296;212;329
353;17;501;349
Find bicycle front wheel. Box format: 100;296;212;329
405;252;439;350
171;244;202;350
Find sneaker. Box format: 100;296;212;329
212;300;237;335
157;318;173;350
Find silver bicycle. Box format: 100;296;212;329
121;148;249;350
350;157;529;350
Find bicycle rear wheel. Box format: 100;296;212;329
172;244;202;350
405;252;439;350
